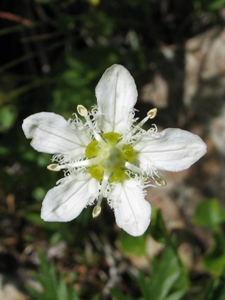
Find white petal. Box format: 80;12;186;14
109;179;151;236
22;112;91;157
134;128;207;172
41;172;99;222
95;64;137;134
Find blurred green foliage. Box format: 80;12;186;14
202;268;225;300
28;251;79;300
148;207;168;244
137;247;189;300
193;199;225;277
193;198;225;229
195;0;225;13
32;246;189;300
26;198;225;299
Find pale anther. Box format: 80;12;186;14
131;108;158;131
77;105;88;116
92;205;101;218
47;164;61;171
147;108;157;119
154;176;167;186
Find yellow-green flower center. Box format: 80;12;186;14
85;132;136;182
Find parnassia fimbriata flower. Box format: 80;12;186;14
22;64;207;236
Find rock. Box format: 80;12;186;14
140;26;225;121
0;281;28;300
140;73;169;108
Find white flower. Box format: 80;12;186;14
22;64;207;236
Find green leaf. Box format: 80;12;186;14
111;289;135;300
148;208;168;243
0;105;17;131
91;295;101;300
205;253;225;277
27;251;79;300
204;229;225;276
192;198;225;228
138;247;189;300
57;275;68;300
207;0;225;11
118;230;147;256
202;267;225;300
24;212;60;230
165;290;186;300
138;271;151;299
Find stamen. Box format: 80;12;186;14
92;171;110;218
147;108;157;119
68;159;97;168
92;205;101;218
77;105;88;116
47;164;62;171
154;176;167;186
125;108;158;141
47;159;97;172
125;162;144;175
77;104;103;142
136;108;158;128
